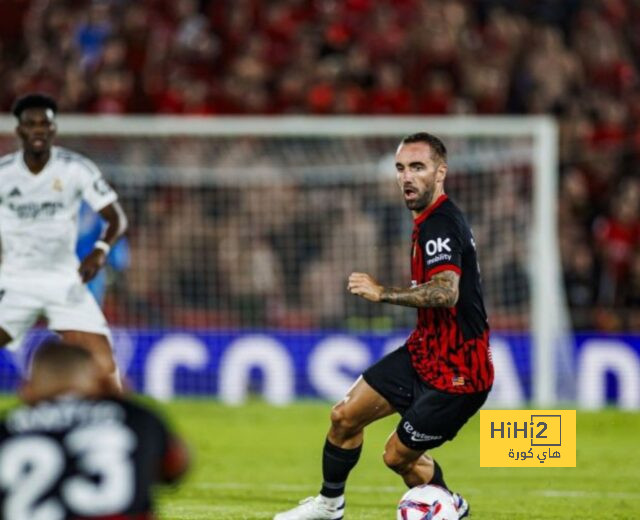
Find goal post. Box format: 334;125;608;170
0;115;566;405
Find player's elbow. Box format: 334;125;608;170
429;294;458;309
439;288;459;308
420;291;458;308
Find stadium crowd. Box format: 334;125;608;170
0;0;639;331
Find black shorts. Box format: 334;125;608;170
362;345;489;451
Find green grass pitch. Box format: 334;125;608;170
1;397;638;519
150;400;640;520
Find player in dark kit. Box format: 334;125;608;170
0;340;189;520
274;133;493;520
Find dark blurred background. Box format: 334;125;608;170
0;0;638;332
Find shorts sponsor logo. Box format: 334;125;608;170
425;237;451;256
403;421;442;443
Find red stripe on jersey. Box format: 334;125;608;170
448;307;459;355
426;264;461;280
407;328;493;393
438;310;448;354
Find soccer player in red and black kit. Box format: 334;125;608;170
274;133;493;520
0;340;189;520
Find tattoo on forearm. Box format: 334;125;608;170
380;270;459;308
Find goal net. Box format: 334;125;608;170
0;116;569;404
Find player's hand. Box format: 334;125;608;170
79;249;107;283
347;272;384;302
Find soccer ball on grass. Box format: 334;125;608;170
396;484;458;520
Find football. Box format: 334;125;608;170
396;484;458;520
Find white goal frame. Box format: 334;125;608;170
0;115;562;405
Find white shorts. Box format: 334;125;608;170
0;273;110;350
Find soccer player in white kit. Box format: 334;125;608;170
0;93;127;391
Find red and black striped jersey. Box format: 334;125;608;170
407;194;494;393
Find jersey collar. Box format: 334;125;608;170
413;194;448;225
19;146;57;177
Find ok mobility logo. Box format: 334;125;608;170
425;237;452;265
425;237;451;256
479;410;576;467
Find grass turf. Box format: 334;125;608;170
154;400;640;520
1;397;639;519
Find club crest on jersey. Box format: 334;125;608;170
52;178;63;192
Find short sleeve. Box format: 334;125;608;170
123;399;171;468
419;215;463;279
77;157;118;211
129;402;188;483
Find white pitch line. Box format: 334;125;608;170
192;482;640;500
536;490;640;500
192;482;403;493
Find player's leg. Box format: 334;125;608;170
382;433;443;487
47;282;122;392
57;330;121;392
323;376;396;489
274;377;395;520
328;375;396;446
274;347;415;520
0;287;42;350
384;386;491;518
383;436;470;518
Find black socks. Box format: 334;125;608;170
429;459;449;490
320;439;362;498
319;439;447;498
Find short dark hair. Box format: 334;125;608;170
401;132;447;163
30;339;93;375
11;93;58;119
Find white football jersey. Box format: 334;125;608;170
0;146;117;278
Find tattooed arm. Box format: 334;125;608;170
381;270;459;307
347;270;460;308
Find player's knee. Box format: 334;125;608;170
91;341;116;374
383;448;413;475
97;351;116;375
62;332;115;375
329;405;361;438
